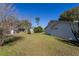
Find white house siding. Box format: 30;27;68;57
45;22;78;41
10;29;14;35
30;29;34;34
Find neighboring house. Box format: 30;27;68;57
10;29;15;35
30;28;34;34
1;25;16;35
0;19;33;35
45;20;79;41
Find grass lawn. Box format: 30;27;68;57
0;32;79;56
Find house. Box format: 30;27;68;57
0;19;18;35
45;20;79;41
0;18;33;35
30;28;34;34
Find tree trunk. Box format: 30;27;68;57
27;28;31;34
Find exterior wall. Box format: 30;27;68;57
30;29;34;34
45;22;78;40
10;29;14;35
71;22;78;33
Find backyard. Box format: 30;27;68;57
0;32;79;56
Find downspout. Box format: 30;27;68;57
78;21;79;33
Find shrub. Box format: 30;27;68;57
34;26;43;33
0;28;22;46
0;35;22;46
0;28;4;46
4;36;22;45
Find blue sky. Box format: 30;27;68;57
15;3;79;28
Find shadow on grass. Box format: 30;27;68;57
45;33;79;47
56;38;79;47
1;36;24;46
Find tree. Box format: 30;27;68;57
59;6;79;21
18;20;31;29
0;3;18;45
35;17;40;26
0;4;15;21
27;20;32;34
34;26;43;33
17;19;32;34
0;3;17;35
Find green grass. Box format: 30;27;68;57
0;32;79;56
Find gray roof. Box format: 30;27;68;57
45;20;79;29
